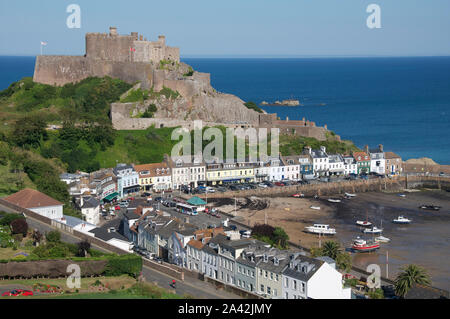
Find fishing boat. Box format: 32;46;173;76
304;224;336;235
363;226;383;234
419;205;441;211
374;235;391;243
328;198;341;203
392;216;412;224
310;206;321;210
351;237;380;252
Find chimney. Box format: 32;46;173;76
139;35;143;41
364;145;369;154
320;146;326;153
379;144;384;152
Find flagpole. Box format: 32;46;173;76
40;43;42;56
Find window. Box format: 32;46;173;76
301;282;306;293
285;277;289;288
264;271;268;278
261;285;264;293
267;287;271;295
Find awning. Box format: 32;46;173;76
103;192;119;201
187;196;207;206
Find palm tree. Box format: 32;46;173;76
322;241;340;260
394;264;431;297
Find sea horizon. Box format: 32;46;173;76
1;55;449;165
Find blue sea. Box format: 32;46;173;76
1;56;450;164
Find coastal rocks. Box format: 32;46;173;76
260;99;300;106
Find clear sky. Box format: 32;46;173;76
0;0;449;57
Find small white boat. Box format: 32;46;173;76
310;206;321;210
398;194;406;198
328;198;341;203
356;220;372;227
345;193;356;197
305;224;336;235
392;216;412;224
363;226;383;234
374;235;391;243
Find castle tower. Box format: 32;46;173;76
158;35;166;46
109;27;118;36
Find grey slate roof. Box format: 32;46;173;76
281;254;324;282
81;196;100;209
89;226;129;242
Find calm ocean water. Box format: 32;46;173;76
1;56;449;164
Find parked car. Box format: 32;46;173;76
258;183;268;188
274;182;285;187
2;289;34;297
228;225;237;231
292;193;305;198
114;205;121;211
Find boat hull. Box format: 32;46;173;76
351;244;380;252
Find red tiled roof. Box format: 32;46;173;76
187;239;204;250
353;152;370;162
4;188;63;209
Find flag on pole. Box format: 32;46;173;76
41;41;48;46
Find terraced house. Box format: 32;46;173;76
353;151;371;175
281;156;301;181
305;146;330;177
135;162;172;192
165;155;206;190
255;248;291;299
235;246;270;294
206;160;255;186
114;163;140;198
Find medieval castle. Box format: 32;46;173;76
33;27;334;141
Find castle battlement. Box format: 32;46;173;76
85;27;179;64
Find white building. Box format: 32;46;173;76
343;156;358;175
166;155;206;189
282;254;351;299
281;156;301;181
268;157;285;181
306;146;329;177
80;196;101;226
328;154;345;176
368;145;386;175
114;164;140;198
4;188;64;220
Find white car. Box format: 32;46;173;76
258;183;268;188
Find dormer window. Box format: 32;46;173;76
274;258;279;266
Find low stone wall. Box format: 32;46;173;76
142;258;184;281
200;178;405;200
0;259;108;279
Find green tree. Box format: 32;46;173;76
335;251;352;272
273;227;289;249
12;116;48;148
321;241;340;260
244;101;263;113
394;264;431;298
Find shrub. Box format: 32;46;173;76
104;254;142;278
0;213;25;226
46;230;61;243
10;218;28;237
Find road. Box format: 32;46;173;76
0;203;242;299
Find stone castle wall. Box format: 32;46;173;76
33;55;154;88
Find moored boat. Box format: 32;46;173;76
310;206;321;210
345;193;356;197
363;226;383;234
374;235;391;243
419;205;441;211
304;224;336;235
356;220;372;227
392;216;412;224
328;198;341;203
351;237;380;252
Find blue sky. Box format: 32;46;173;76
0;0;449;57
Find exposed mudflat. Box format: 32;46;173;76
210;190;450;291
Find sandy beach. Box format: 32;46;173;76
209;189;450;291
